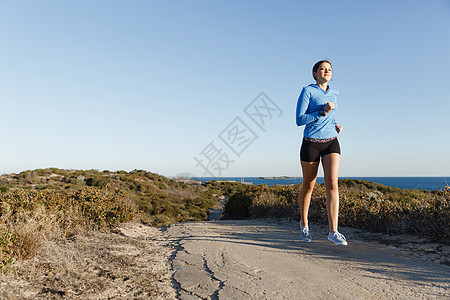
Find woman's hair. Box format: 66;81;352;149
312;60;332;79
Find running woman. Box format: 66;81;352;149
295;60;347;245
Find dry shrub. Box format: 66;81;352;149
403;187;449;242
251;186;301;218
224;185;300;219
0;187;135;271
9;225;42;260
72;188;134;229
338;185;450;243
251;191;281;218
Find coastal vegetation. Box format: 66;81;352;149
0;168;448;272
0;187;134;271
222;179;449;245
0;168;220;271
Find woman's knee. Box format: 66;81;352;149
325;179;339;191
301;179;316;192
323;175;339;187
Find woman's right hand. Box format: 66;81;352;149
324;102;335;114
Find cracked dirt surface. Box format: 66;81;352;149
166;219;450;300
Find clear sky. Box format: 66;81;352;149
1;0;449;177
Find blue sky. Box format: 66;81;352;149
1;0;449;177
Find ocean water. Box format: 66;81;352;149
191;177;449;191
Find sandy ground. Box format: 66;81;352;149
1;217;448;299
0;221;176;299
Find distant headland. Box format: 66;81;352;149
257;176;295;179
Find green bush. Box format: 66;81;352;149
223;190;254;219
0;231;16;271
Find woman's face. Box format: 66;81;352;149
314;62;332;83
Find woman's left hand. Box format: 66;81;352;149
335;124;343;134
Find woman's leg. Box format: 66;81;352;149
322;153;341;233
298;161;319;227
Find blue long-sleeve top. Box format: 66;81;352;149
296;84;340;139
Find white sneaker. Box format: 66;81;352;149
328;231;348;245
300;222;311;242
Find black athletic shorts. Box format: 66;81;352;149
300;138;341;162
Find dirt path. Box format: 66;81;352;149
166;219;449;299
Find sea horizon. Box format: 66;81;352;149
175;176;449;191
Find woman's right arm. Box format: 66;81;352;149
296;88;321;126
